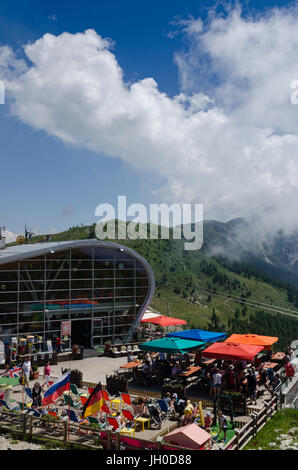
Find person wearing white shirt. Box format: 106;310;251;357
22;357;32;387
213;368;222;396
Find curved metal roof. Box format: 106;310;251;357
0;239;155;342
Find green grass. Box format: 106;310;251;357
210;420;235;445
244;409;298;450
9;222;298;348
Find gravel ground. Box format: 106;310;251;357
0;434;61;450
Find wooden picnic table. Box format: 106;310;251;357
179;366;201;377
120;361;142;369
271;352;286;362
260;362;280;371
201;358;217;365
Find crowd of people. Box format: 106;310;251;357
128;346;288;404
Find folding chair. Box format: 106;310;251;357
28;409;41;418
120;392;132;408
65;410;89;435
63;393;80;409
121;409;137;433
106;416;122;431
101;403;116;417
156;399;171;422
0;399;19;411
88;416;99;425
102;389;120;409
25;387;33;401
70;383;84;397
80;394;88;406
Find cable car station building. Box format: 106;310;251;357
0;240;154;348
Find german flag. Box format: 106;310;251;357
82;381;105;418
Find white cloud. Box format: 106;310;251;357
2;230;17;244
1;9;298;231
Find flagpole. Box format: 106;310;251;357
68;359;71;438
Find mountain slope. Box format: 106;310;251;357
22;221;298;349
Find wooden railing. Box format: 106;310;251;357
0;408;189;451
223;393;280;450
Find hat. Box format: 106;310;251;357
207;412;211;418
172;393;178;398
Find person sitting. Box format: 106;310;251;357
171;362;182;377
141;361;152;383
182;353;191;367
136;397;149;418
194;349;202;366
163;392;172;406
115;411;125;428
182;400;194;425
32;382;43;408
127;351;134;363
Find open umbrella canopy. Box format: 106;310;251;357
139;337;205;354
167;329;226;343
202;342;264;361
224;334;278;347
141;311;162;321
140;315;186;327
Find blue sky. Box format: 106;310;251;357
0;0;296;237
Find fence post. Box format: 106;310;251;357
252;413;257;437
22;414;27;440
264;401;269;422
107;430;112;450
63;421;68;447
116;432;120;450
235;429;240;450
279;389;283;411
28;416;33;439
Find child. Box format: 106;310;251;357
218;410;228;443
204;412;212;432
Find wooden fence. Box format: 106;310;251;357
0;390;282;451
222;392;281;450
0;409;188;451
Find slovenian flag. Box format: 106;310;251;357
43;371;70;405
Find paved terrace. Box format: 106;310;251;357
1;354;279;444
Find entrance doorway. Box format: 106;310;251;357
71;319;92;348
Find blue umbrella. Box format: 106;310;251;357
167;329;226;343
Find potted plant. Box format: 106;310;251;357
106;374;128;394
70;369;83;388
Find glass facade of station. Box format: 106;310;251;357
0;243;154;347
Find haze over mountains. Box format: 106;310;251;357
202;214;298;288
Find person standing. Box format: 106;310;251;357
213;368;222;397
4;343;12;372
43;361;51;389
218;410;228;443
228;365;236;391
247;369;257;405
22;356;32;388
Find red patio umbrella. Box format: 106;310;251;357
140;315;186;327
202;342;264;361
